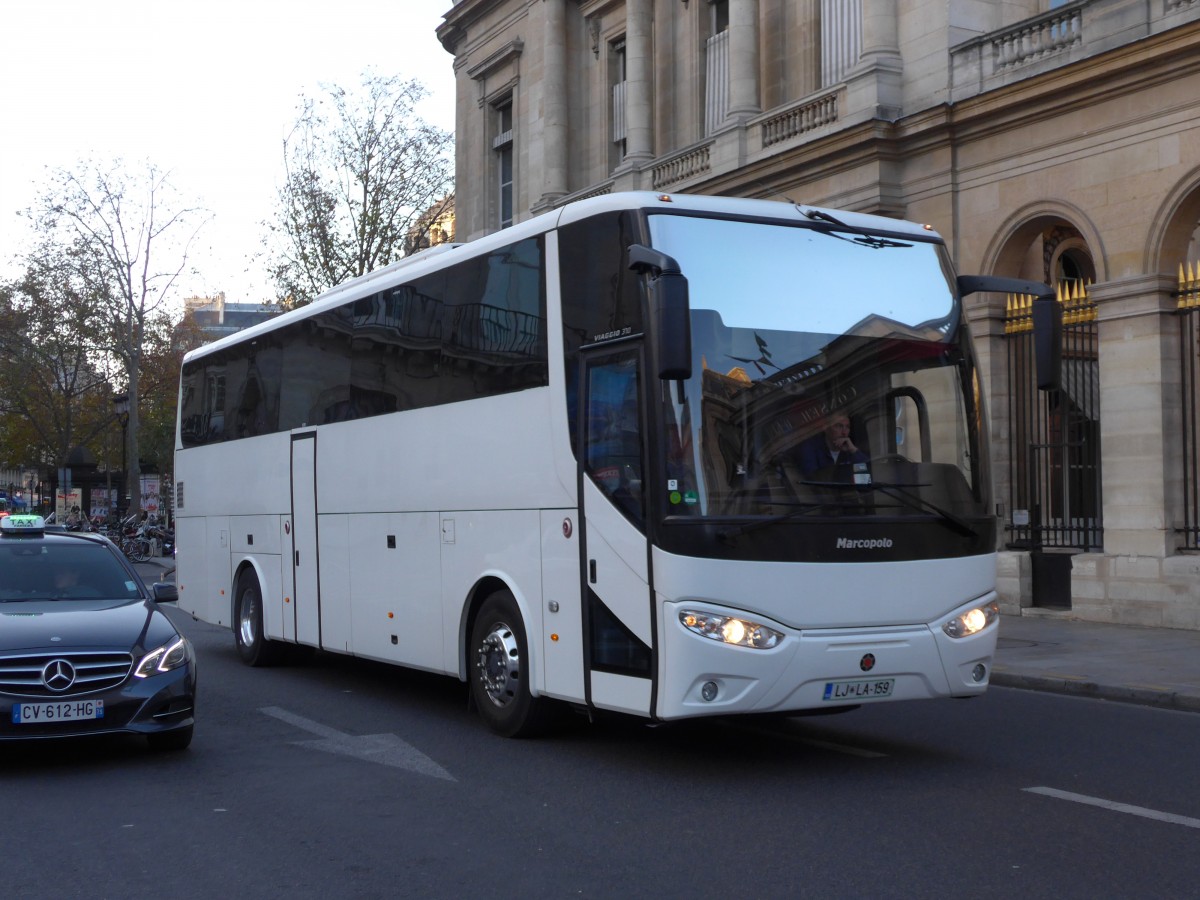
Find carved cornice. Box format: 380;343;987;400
466;39;525;81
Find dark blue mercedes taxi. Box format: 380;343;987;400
0;514;196;751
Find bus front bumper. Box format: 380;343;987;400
655;596;998;720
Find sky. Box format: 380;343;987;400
0;0;457;305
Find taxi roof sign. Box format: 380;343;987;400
0;514;47;535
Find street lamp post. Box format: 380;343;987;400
113;393;130;519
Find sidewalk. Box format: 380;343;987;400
133;557;175;581
993;613;1200;713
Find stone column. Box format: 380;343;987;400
1092;275;1179;558
728;0;760;120
538;0;568;207
860;0;899;60
624;0;654;163
846;0;902;118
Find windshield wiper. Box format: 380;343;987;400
716;480;978;541
858;481;978;537
797;207;912;249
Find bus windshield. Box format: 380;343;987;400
647;213;988;527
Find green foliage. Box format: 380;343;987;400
0;240;116;469
5;159;208;511
267;72;454;308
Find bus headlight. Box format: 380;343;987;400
942;601;999;638
680;611;783;649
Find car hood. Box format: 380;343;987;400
0;598;174;653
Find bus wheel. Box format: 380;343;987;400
469;590;549;737
234;570;281;667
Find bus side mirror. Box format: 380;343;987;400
629;244;693;380
1031;297;1062;391
957;274;1060;391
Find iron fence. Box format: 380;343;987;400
1177;261;1200;550
1004;282;1102;550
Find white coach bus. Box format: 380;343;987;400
174;191;1055;736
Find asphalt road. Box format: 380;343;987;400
3;604;1198;899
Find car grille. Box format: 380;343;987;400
0;651;135;697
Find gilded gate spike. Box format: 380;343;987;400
1058;282;1074;325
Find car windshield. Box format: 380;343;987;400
0;542;142;601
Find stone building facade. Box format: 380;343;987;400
436;0;1200;629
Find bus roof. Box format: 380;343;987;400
182;191;944;365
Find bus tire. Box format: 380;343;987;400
234;569;282;667
469;590;551;738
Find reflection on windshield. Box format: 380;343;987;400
647;213;958;335
0;545;140;601
650;214;986;523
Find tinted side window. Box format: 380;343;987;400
559;212;645;446
226;336;281;439
180;237;548;446
179;352;229;447
179;364;206;447
585;351;644;524
437;236;547;406
279;306;354;429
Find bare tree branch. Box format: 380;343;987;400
23;159;210;513
267;72;454;308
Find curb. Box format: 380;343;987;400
991;670;1200;714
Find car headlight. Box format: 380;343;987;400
680;610;783;649
942;601;999;638
135;637;191;678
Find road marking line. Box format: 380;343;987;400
1024;786;1200;829
261;706;455;781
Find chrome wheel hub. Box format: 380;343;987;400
476;621;519;708
239;593;258;648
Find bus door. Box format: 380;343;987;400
290;432;321;646
579;348;655;717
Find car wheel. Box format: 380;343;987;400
234;569;282;667
469;590;553;737
147;724;193;752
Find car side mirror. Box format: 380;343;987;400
153;581;178;604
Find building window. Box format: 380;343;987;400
710;0;729;34
820;0;862;88
1051;241;1096;294
610;39;627;169
493;98;514;229
705;1;730;134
